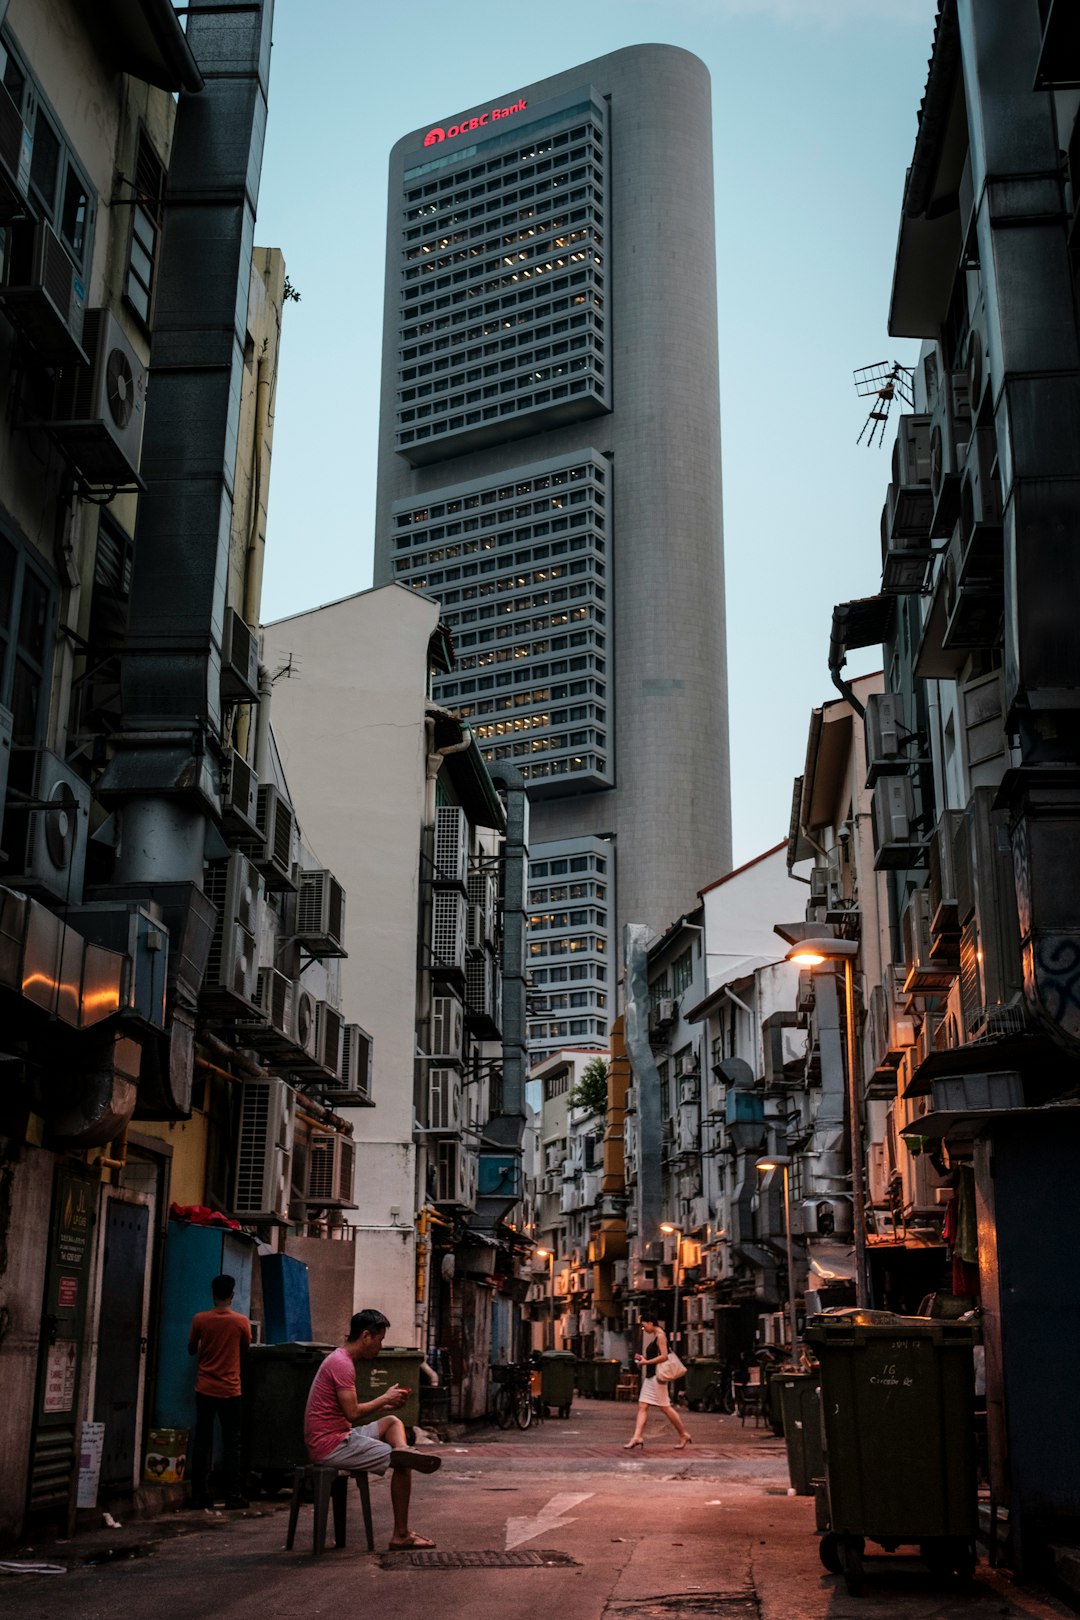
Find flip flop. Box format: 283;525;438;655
387;1532;436;1550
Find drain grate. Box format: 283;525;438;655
381;1548;578;1570
608;1594;759;1618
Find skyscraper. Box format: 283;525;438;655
374;46;730;1063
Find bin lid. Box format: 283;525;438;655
246;1341;335;1357
538;1350;576;1360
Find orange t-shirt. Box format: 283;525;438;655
190;1308;251;1397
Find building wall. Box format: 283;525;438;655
0;1147;52;1541
375;45;730;971
263;584;440;1342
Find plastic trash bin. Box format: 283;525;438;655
806;1313;978;1594
684;1358;720;1412
575;1358;596;1397
776;1371;823;1496
354;1346;424;1430
537;1350;575;1417
592;1358;620;1399
241;1342;334;1492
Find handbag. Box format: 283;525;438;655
656;1350;687;1383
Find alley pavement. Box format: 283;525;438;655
2;1400;1074;1620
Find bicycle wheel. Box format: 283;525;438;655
494;1382;515;1430
514;1385;533;1430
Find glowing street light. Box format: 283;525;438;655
659;1222;684;1350
784;935;866;1304
535;1246;556;1349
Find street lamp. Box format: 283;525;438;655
755;1155;799;1364
535;1247;555;1349
784;936;867;1306
659;1223;682;1351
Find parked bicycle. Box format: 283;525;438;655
491;1362;534;1430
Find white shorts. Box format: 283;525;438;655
316;1421;392;1475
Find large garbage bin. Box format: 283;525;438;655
537;1350;575;1417
575;1358;596;1397
241;1342;333;1492
592;1358;620;1399
684;1358;720;1412
776;1371;823;1496
806;1314;978;1595
354;1346;424;1430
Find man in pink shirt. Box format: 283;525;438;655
304;1308;441;1550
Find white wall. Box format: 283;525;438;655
263;583;439;1343
700;844;808;992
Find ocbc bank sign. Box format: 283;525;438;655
424;99;527;147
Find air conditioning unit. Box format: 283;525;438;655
429;993;464;1061
865;692;907;784
467;864;496;948
888;414;934;537
941;533;1002;652
240;783;297;892
465;950;492;1016
433;1139;476;1207
0;79;31;218
677;1052;699;1079
965;294;994;424
881;497;934;595
650;996;676;1032
952;788;1023;1039
809;866;829;903
796;969;816;1016
679;1074;699;1106
312;1000;343;1077
220;748;259;839
698;1328;717;1358
929;368;972;536
872;774;919;870
928;809;963;951
333;1023;373;1104
252;966;290;1038
48;308;148;485
219;606;259;703
202;853;263;1013
295;869;347;957
570;1271;587;1293
0;747;91;905
1;216;86;364
676;1106;700;1155
433;804;469;888
301;1129;356;1207
427;1066;462;1133
902;887;955;994
233;1078;295;1222
431;888;466;974
293;981;318;1059
959;425;1003;537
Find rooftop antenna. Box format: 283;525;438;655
853;360;914;447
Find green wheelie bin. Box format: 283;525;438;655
354;1346;424;1430
241;1342;334;1494
806;1313;978;1596
775;1370;823;1496
684;1358;720;1412
575;1357;596;1397
537;1350;575;1417
592;1358;621;1399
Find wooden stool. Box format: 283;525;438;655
285;1463;375;1555
615;1375;637;1403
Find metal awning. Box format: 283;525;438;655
903;1031;1080;1097
829;595;896;675
97;0;203;93
902;1102;1080;1143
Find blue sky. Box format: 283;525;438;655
255;0;939;869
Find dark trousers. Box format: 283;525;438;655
189;1393;243;1504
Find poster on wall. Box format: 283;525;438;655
77;1422;106;1509
43;1340;78;1415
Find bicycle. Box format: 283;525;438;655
700;1366;738;1415
491;1363;534;1430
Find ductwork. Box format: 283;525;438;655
624;921;662;1259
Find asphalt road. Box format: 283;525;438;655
2;1400;1073;1620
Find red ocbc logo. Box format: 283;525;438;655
423;99;527;147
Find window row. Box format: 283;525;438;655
398;351;600;419
404;220;596;276
529;881;606;905
405;205;603;265
529;1019;608;1041
405;132;601;227
528;908;607;931
401;323;599;385
399;268;603;342
504;751;608;782
401;285;600;353
528;933;606;958
404;114;603;196
456;626;604;669
398;375;601;447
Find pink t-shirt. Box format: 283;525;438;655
304;1347;357;1461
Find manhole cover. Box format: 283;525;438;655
381;1548;578;1570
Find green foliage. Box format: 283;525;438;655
568;1057;609;1116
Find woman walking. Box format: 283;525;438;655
623;1313;692;1449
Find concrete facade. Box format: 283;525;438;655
374;46;731;1055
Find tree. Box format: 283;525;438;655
568;1057;609;1116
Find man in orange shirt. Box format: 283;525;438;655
188;1273;252;1509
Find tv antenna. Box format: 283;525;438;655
853;361;914;447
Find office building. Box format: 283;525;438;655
374;46;731;1063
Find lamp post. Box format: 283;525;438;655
784;936;867;1306
659;1222;682;1351
755;1155;799;1363
535;1247;555;1349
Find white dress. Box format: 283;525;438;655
638;1331;671;1407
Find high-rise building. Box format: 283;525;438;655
374;46;730;1064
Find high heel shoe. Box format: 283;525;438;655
676;1434;693;1450
623;1439;644;1450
